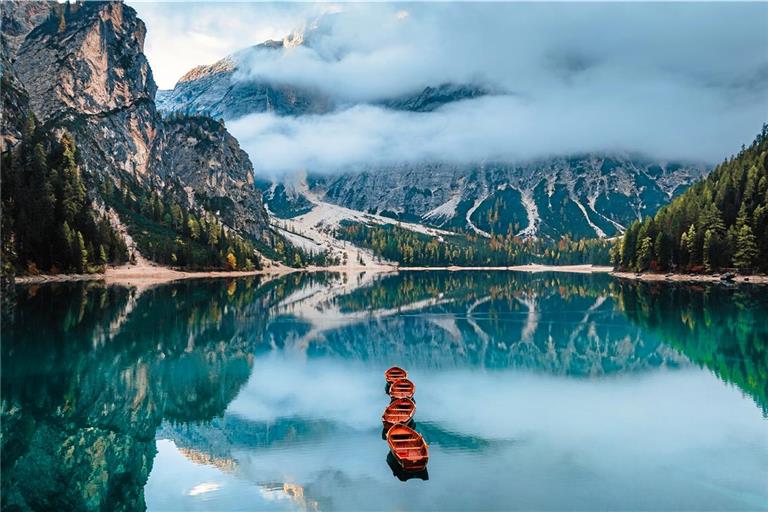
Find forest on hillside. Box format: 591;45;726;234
1;121;128;275
335;221;613;267
615;125;768;274
1;115;336;275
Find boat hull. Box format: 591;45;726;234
386;452;429;481
386;424;429;473
388;378;415;400
382;398;416;429
385;366;408;384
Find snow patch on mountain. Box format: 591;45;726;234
465;195;492;238
423;191;461;224
517;189;540;238
571;194;607;238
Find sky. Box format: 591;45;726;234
131;2;768;174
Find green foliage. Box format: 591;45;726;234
1;120;128;275
734;224;759;271
106;176;262;271
335;221;613;266
617;124;768;274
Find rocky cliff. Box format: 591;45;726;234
156;114;271;240
1;1;272;262
163;37;708;241
312;156;708;239
380;83;490;112
156;40;331;119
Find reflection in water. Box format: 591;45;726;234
2;271;767;511
386;452;429;482
616;280;768;414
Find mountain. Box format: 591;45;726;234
616;125;768;273
311;156;707;239
156;39;487;120
165;40;708;242
380;83;490;112
156;39;331;119
1;1;274;273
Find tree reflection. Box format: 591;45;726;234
1;276;314;511
617;281;768;414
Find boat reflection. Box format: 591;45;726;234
386;452;429;482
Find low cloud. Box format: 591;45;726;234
229;89;760;176
135;2;768;174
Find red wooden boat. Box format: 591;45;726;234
386;424;429;472
388;378;415;400
385;366;408;383
382;398;416;429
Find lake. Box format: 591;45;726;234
2;271;767;511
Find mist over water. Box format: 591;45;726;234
2;272;767;511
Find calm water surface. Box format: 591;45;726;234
2;271;767;511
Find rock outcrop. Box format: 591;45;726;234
380;83;490;112
311;156;708;239
14;2;156;122
2;1;272;248
156;41;331;120
156;115;271;241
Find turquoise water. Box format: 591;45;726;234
2;272;767;511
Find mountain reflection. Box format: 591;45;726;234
2;271;766;510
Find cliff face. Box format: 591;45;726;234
156;115;271;241
156;41;331;120
0;1;51;151
14;2;156;122
312;156;708;239
2;1;272;250
0;0;53;59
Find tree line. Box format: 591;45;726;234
614;124;768;274
1;119;128;275
107;175;261;271
334;221;613;267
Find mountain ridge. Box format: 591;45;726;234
1;0;274;273
164;39;710;241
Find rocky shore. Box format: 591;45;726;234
610;271;768;285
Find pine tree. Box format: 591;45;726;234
76;231;88;272
733;225;758;271
684;224;700;266
59;133;86;225
654;232;671;270
703;229;717;272
636;236;653;271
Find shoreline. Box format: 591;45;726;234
13;263;613;286
14;265;767;286
610;271;768;285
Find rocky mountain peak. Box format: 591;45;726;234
381;83;491;112
15;1;156;122
2;0;274;267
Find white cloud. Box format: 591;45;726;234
133;2;768;171
229;88;760;176
130;2;324;89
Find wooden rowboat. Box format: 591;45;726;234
385;366;408;383
382;398;416;429
388;378;415;400
386;424;429;472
